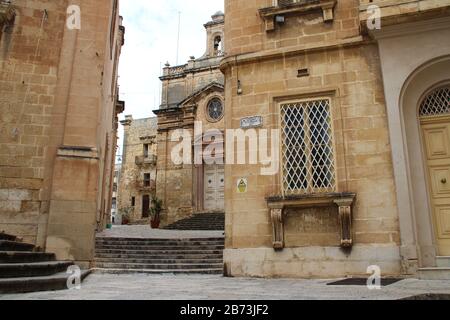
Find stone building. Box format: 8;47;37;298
220;0;450;279
111;163;121;225
0;0;125;267
117;116;158;224
155;12;226;226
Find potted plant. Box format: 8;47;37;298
118;207;132;225
150;196;163;229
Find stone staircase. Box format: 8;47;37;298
418;256;450;280
94;237;224;274
0;232;90;294
163;212;225;231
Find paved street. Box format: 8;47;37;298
1;273;450;300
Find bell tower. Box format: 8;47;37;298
204;11;225;58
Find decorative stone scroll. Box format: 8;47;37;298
270;207;285;250
267;193;356;250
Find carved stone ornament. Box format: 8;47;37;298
267;193;356;250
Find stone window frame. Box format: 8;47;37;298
278;96;338;197
205;95;225;123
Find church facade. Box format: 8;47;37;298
155;12;226;226
220;0;450;279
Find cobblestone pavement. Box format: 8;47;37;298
1;274;450;300
96;225;224;239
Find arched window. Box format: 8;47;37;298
214;35;222;55
419;86;450;117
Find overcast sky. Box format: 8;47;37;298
118;0;224;120
115;0;224;159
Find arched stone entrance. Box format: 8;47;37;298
400;57;450;267
418;86;450;256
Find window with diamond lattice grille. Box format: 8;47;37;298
280;99;336;195
419;86;450;117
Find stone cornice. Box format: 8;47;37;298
220;36;367;71
369;15;450;40
57;146;99;160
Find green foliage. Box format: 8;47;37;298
150;196;163;221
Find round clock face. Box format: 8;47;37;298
207;98;224;122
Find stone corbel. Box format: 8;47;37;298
267;193;356;251
0;3;15;27
334;198;354;248
259;0;337;32
270;207;285;250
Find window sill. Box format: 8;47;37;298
259;0;337;32
266;192;356;250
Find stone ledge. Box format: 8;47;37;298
57;146;99;160
266;192;356;250
259;0;337;32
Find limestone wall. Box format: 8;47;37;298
0;0;124;266
118;116;157;223
0;0;68;245
221;0;402;277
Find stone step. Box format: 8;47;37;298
0;232;17;242
0;261;74;279
95;249;223;255
95;245;225;251
436;256;450;268
95;262;223;270
92;268;223;275
95;240;225;246
418;267;450;280
95;258;224;264
0;251;56;263
95;253;223;260
96;237;225;242
0;270;91;294
163;213;225;231
0;240;35;252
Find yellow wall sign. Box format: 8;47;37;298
237;178;248;193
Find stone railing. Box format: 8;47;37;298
163;64;187;77
136;179;156;192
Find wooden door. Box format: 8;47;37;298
422;118;450;256
204;165;225;211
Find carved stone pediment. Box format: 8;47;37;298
266;192;356;250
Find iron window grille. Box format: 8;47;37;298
419;86;450;117
280;99;336;195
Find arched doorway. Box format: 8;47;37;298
400;56;450;268
418;86;450;256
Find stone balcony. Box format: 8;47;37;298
359;0;450;31
135;155;157;166
259;0;337;31
136;179;156;192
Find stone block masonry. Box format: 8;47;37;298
0;0;125;266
